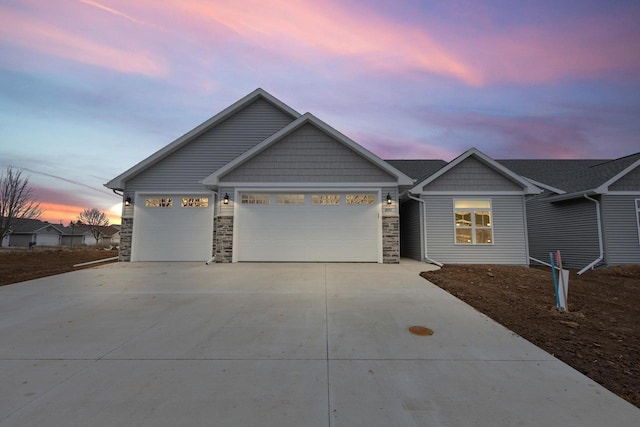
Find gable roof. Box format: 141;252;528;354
499;152;640;199
105;88;301;190
385;160;447;182
6;218;64;234
201;113;414;186
409;148;541;194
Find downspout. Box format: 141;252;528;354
205;191;218;265
577;194;604;275
407;193;443;267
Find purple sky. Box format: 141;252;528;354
1;0;639;224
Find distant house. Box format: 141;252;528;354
66;224;121;246
3;219;63;247
500;154;640;271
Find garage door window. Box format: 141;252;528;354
242;194;270;205
181;197;208;208
312;194;340;205
277;194;304;205
146;198;173;208
346;194;375;205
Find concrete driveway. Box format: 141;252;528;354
0;261;638;426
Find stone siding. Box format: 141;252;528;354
119;217;133;261
215;216;234;263
382;216;400;264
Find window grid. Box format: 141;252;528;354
312;194;340;205
146;198;173;208
454;200;493;245
181;197;208;208
346;194;375;205
241;194;270;205
277;194;305;205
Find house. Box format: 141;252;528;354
106;89;414;263
60;224;121;246
3;219;63;247
105;88;638;268
499;154;640;271
389;149;541;265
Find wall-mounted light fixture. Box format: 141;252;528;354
124;197;131;207
386;193;392;205
223;193;229;205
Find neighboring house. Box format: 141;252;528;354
3;219;63;247
389;149;541;265
110;230;121;245
106;89;413;263
500;154;640;271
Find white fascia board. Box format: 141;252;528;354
594;158;640;193
409;148;541;194
416;191;530;196
33;225;64;234
522;177;566;194
105;88;300;190
545;190;597;203
219;182;397;188
202;113;414;186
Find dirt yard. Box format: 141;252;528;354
421;265;640;408
0;248;119;286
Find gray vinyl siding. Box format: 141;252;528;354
525;193;600;269
400;199;422;260
220;123;396;183
601;195;640;265
219;186;235;216
125;99;294;191
423;157;522;192
424;194;528;264
609;166;640;191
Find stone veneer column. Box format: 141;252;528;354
382;216;400;264
215;216;233;263
119;217;133;261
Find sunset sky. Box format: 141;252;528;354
1;0;639;225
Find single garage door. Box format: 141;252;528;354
132;194;213;261
236;192;380;262
37;231;60;246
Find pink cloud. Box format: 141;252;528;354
444;9;640;84
0;6;167;77
175;0;481;85
350;131;459;161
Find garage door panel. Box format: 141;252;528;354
237;192;379;262
133;194;213;262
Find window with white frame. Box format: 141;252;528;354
181;197;208;208
241;194;270;205
346;194;375;205
454;200;493;244
636;199;640;245
277;194;305;205
146;197;173;208
312;194;340;205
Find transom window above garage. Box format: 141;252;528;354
146;197;173;208
312;194;340;205
346;194;375;205
277;194;304;205
181;197;208;208
241;194;270;205
454;200;493;244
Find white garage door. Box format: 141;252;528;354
236;192;380;262
37;232;60;246
133;194;213;261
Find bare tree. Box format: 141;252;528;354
77;208;109;245
0;167;42;247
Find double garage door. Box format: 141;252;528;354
236;192;380;262
133;192;380;262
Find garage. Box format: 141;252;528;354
132;194;213;261
235;191;380;262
